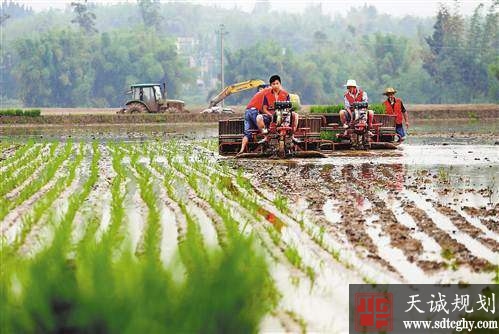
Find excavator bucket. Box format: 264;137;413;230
209;79;265;107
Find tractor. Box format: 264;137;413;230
118;83;185;114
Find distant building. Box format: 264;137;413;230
176;37;218;91
175;37;198;55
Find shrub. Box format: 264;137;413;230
0;109;41;117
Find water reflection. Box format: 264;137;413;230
0;123;219;142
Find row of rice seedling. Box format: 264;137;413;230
129;150;162;260
0;144;46;197
153;142;319;287
7;143;84;253
1;140;278;333
150;142;240;244
310;103;385;114
0;142;42;177
99;144;127;250
0;140;36;171
0;142;73;221
135;143;216;271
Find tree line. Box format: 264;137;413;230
0;0;497;107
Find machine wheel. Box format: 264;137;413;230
362;133;370;149
278;140;285;158
125;102;148;114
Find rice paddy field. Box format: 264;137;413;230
1;119;498;333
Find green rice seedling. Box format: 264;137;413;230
133;161;161;261
362;276;377;284
273;192;289;214
72;234;276;333
205;190;240;239
285;310;308;334
9;143;84;253
310;103;385;114
319;129;342;142
96;144;128;254
148;153;210;267
305;265;316;286
0;142;41;174
0;140;35;170
62;142;100;227
441;248;459;271
152;144;243;243
437;167;450;184
285;246;302;268
310;104;344;114
197;139;218;152
235;168;253;193
318;226;325;247
0;142;70;221
266;225;281;246
0;145;45;197
8;142;71;205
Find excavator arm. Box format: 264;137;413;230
209;79;265;107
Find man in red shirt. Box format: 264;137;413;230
261;75;300;143
339;79;374;131
237;84;270;154
383;87;409;142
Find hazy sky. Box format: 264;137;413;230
14;0;493;17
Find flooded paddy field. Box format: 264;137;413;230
1;119;498;333
0;123;218;142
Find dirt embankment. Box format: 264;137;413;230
402;104;499;119
0;104;497;125
0;112;234;125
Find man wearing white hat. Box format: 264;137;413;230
339;79;374;130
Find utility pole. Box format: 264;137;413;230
216;24;228;107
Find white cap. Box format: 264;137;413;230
344;79;357;87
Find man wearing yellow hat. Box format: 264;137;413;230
383;87;409;142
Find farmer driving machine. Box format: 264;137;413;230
220;101;326;159
345;101;371;150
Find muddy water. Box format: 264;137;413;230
231;136;499;283
408;119;498;145
0;123;218;142
2;121;497;281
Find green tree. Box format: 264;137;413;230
137;0;162;31
14;30;95;106
0;1;33;20
13;27;192;107
71;0;97;34
92;28;193;106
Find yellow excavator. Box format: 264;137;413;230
203;79;301;113
202;79;265;113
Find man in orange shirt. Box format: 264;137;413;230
237;84;270;155
261;74;300;143
382;87;409;142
